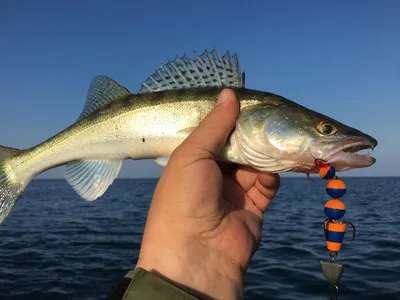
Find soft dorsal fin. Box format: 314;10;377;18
78;76;131;121
138;48;245;94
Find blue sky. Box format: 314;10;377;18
0;0;398;178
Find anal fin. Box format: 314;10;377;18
65;159;122;200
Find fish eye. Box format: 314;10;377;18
317;121;338;135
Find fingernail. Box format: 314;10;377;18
217;90;229;105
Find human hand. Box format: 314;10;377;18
136;89;280;299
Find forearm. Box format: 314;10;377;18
136;241;245;300
107;267;200;300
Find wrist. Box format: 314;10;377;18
136;241;244;300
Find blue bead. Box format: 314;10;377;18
326;188;346;198
326;230;346;243
324;207;346;219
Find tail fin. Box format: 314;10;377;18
0;146;27;223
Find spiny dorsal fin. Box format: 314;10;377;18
78;76;131;121
138;48;245;94
65;159;123;200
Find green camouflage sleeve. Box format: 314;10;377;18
107;267;200;300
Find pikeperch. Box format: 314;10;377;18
0;49;377;223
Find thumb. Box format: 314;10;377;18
178;89;239;159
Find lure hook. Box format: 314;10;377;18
345;221;356;240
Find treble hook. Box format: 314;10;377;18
346;221;356;240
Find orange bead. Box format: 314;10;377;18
319;165;336;179
326;179;347;198
324;199;346;219
326;241;343;252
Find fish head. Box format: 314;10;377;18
234;95;377;173
304;113;378;172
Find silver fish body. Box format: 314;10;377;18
12;88;285;179
0;49;377;223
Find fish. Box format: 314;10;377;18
0;48;377;223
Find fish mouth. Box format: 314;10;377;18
324;138;377;171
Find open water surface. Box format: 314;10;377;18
0;177;399;300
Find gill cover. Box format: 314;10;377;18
233;104;299;173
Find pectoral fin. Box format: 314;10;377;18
155;156;170;167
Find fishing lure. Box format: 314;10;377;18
310;160;356;300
